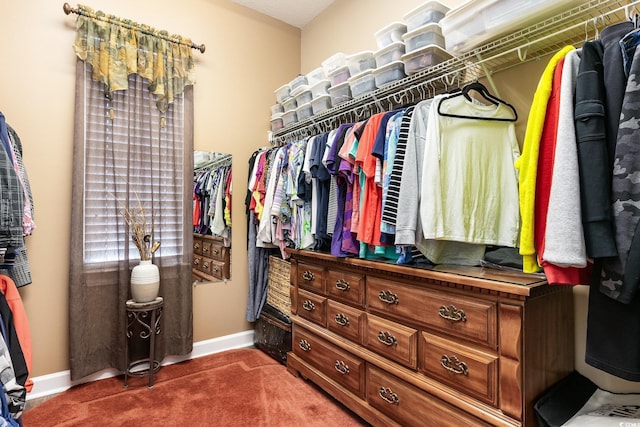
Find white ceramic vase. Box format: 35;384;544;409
130;260;160;303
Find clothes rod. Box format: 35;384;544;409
62;3;206;53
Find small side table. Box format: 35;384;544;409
124;297;164;388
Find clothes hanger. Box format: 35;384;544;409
436;81;518;122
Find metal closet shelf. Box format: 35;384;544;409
271;0;638;145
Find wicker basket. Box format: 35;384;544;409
266;255;292;317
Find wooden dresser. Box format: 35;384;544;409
192;233;230;282
286;250;574;427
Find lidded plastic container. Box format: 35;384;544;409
374;21;407;49
289;75;309;92
306;67;327;86
270;103;284;116
328;81;352;106
346;51;376;77
296;102;313;121
403;1;450;32
274;83;290;103
348;70;377;98
374;41;406;68
401;44;452;75
311;95;332;115
270;113;284;132
291;85;313;106
310;79;331;99
402;22;445;52
373;61;407;87
328;65;351;87
322;52;348;75
282;110;298;127
282;96;297;113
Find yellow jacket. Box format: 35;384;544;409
515;45;575;273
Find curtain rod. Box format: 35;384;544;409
63;3;206;53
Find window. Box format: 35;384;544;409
80;62;185;264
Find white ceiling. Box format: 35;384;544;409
231;0;336;28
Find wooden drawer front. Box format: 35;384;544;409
365;313;418;370
293;327;365;398
200;257;225;280
203;241;227;262
420;332;498;405
327;300;365;344
325;269;365;307
367;365;490;427
366;277;497;348
193;237;203;256
297;289;327;327
296;262;325;293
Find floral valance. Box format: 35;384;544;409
72;4;195;113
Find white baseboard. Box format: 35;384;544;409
27;329;255;401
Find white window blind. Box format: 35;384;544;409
81;63;185;264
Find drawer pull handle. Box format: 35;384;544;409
194;242;200;250
213;248;219;255
298;339;311;352
438;305;467;322
334;360;350;375
203;246;209;253
378;290;399;305
334;313;350;326
377;331;397;346
302;300;315;311
193;259;200;266
440;355;468;376
203;261;209;269
302;270;315;281
379;387;399;405
335;279;350;291
213;266;220;273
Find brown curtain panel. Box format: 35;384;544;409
69;60;193;380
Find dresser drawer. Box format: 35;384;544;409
203;240;228;262
297;288;327;327
365;313;418;370
420;332;498;406
296;262;325;293
194;255;225;280
367;365;490;427
193;237;204;256
367;277;497;348
326;269;365;307
327;300;365;344
293;326;365;398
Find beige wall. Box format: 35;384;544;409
1;0;299;379
301;0;640;393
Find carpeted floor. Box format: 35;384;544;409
23;348;369;426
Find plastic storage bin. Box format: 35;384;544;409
310;79;331;99
328;65;351;86
402;23;445;52
306;67;327;86
270;103;283;116
296;102;313;121
347;51;376;77
274;84;290;103
282;110;297;127
282;96;297;113
270;113;284;132
289;75;308;92
401;44;452;74
440;0;583;55
373;61;406;87
322;52;347;75
403;1;450;32
328;81;352;106
374;22;407;49
374;42;406;68
348;70;377;98
311;95;332;115
291;85;312;106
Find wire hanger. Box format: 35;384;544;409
436;81;518;122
